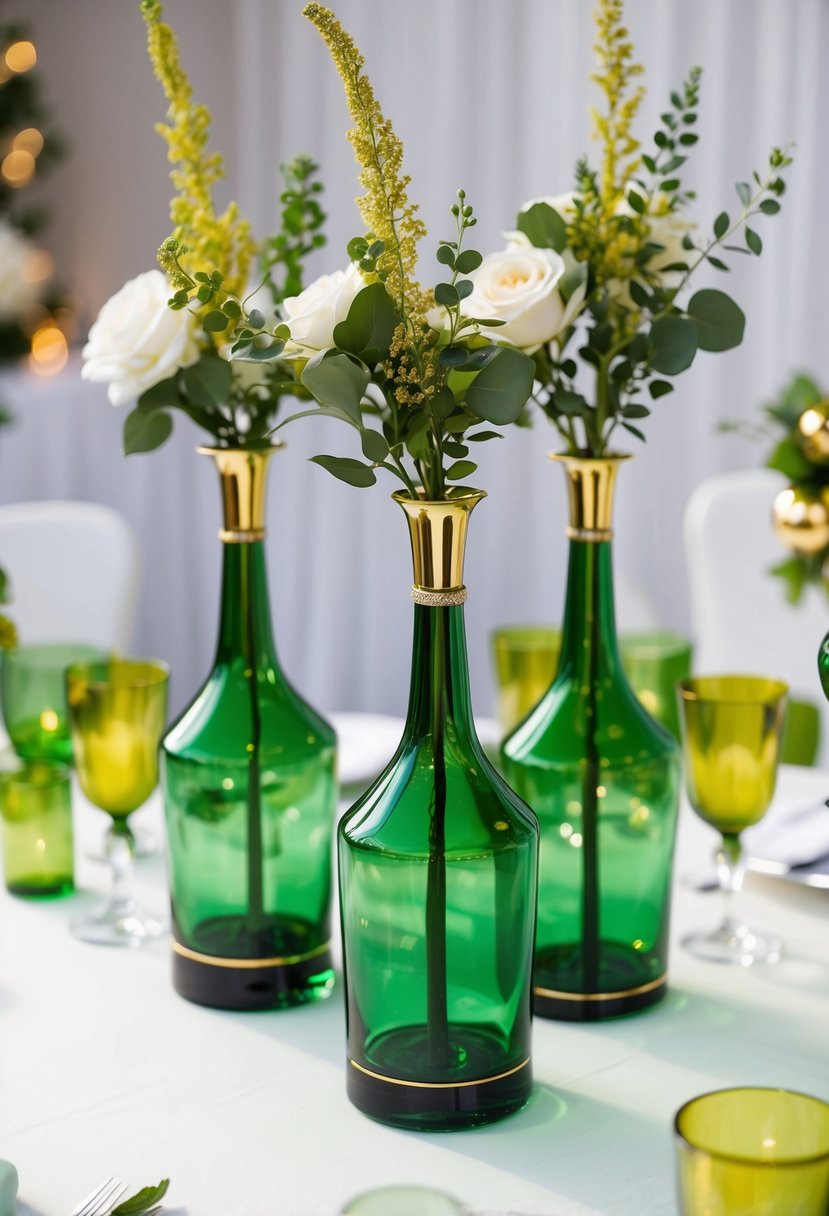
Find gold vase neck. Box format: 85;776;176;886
551;452;631;542
198;445;283;543
393;490;486;604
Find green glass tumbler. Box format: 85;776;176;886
340;492;538;1131
1;760;73;896
675;1087;829;1215
620;630;693;742
491;625;561;735
1;642;105;763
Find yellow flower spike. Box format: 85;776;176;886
140;0;255;300
302;3;431;333
590;0;645;206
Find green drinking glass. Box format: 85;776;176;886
678;675;787;966
162;448;337;1011
491;625;561;735
1;760;73;896
340;493;538;1130
619;630;693;742
503;456;681;1021
1;642;105;763
675;1087;829;1215
341;1187;466;1215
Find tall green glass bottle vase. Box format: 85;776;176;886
502;455;681;1022
161;447;337;1011
340;491;538;1130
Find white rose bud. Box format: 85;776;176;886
462;246;580;351
282;262;365;356
81;269;202;407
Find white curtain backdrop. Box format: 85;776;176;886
1;0;827;720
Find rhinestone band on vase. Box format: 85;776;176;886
411;586;468;607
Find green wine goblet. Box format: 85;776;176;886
677;675;787;965
66;656;168;946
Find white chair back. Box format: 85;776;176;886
684;469;828;754
0;500;140;651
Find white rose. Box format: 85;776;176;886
0;219;42;322
461;246;584;351
81;270;201;407
282;262;365;355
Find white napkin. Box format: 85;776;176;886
745;796;829;868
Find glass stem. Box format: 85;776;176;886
716;832;745;935
242;545;265;931
105;820;135;911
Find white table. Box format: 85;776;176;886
2;765;829;1216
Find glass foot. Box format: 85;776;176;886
71;897;167;948
682;922;782;966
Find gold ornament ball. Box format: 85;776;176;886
772;485;829;555
797;401;829;464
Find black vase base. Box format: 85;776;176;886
534;940;666;1021
347;1023;531;1131
171;913;334;1011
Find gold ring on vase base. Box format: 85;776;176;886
534;973;666;1002
171;937;331;970
347;1056;531;1090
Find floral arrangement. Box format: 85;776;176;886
465;0;792;457
733;373;829;604
251;3;535;500
81;0;327;454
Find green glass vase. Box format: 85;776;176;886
340;491;538;1131
502;455;681;1021
161;447;337;1011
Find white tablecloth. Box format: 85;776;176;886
2;766;829;1216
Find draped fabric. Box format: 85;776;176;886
1;0;826;719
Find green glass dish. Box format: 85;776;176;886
1;642;105;763
502;456;681;1021
1;760;73;896
675;1087;829;1215
340;493;538;1131
162;449;337;1011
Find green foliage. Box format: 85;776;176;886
299;189;535;499
112;1179;170;1216
520;29;792;456
258;155;327;309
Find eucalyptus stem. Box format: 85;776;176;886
426;607;451;1068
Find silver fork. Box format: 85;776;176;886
68;1177;128;1216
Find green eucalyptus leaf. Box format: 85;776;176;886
434;282;460;308
456;279;474;301
444;412;472;434
310;454;377;488
181;356;233;408
123;406;173;456
137;373;181;410
301;350;369;423
622;422;646;442
713;211;730;239
429;387;456;420
436;244;456;267
222;299;242;319
112;1180;170;1216
361;429;390;462
735;181;752;206
552;388;589;416
446;460;478;481
439;346;469;369
248;308;266;329
203;310;229;334
770;557;807;605
745;227;763;256
466;429;503;442
759;199;781;216
621;403;651;419
464;346;534;425
455;249;483;274
516;202;567;252
332;282;399;363
687;289;745;352
649;315;698;375
231;339;286;363
649;379;674;399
